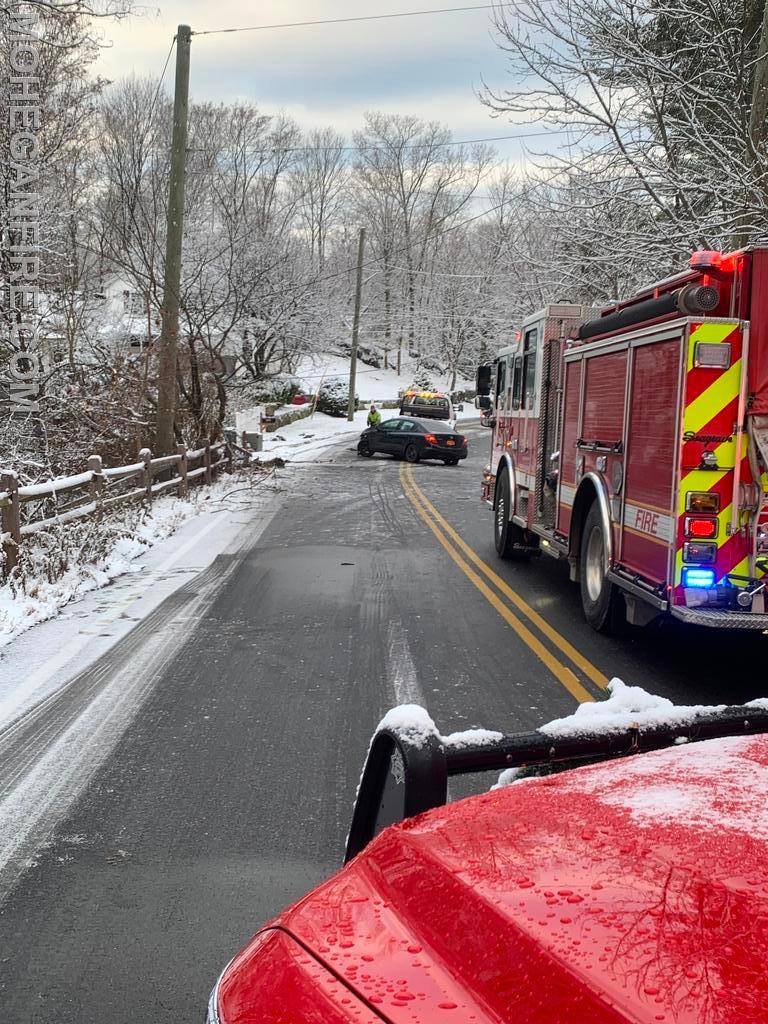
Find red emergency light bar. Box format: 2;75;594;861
689;250;722;270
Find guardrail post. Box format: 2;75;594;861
225;442;234;473
88;455;104;513
176;443;188;497
140;447;153;502
204;442;212;485
1;471;21;574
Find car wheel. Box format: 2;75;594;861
494;471;529;560
579;500;624;633
357;442;374;458
404;443;420;464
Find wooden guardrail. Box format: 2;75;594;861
0;441;233;574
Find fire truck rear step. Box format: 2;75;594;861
671;606;768;629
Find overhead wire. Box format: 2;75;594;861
146;36;177;126
232;130;573;157
141;4;572;315
192;4;513;37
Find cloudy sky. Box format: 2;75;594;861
93;1;544;167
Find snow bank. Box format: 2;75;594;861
0;473;263;649
293;353;473;404
259;409;371;463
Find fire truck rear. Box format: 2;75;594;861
477;248;768;631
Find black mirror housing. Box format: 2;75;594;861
476;364;492;396
345;712;447;863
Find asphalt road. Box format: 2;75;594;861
1;428;766;1022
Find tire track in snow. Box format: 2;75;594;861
0;516;277;906
386;620;423;706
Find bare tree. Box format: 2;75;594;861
353;113;493;372
482;0;768;288
291;128;348;268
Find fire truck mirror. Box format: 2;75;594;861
476;364;493;395
475;395;492;411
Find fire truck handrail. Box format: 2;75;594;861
575;438;624;453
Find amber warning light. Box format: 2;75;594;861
686;492;720;514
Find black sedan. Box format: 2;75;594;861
357;416;468;464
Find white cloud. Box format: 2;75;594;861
90;1;553;170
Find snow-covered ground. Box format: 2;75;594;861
259;406;481;463
0;472;281;729
293;353;472;402
260;409;372;462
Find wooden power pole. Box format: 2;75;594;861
348;227;366;422
156;25;192;455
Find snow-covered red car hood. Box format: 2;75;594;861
220;733;768;1023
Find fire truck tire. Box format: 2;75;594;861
494;471;529;560
579;502;624;633
404;444;420;463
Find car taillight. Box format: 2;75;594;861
425;434;437;444
684;516;718;539
462;437;468;447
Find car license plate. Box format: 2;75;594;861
446;439;455;446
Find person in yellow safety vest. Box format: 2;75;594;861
367;404;382;427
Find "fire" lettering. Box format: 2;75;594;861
634;508;659;535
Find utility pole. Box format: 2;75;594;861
156;24;192;455
348;227;366;422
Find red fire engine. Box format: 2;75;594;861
477;248;768;631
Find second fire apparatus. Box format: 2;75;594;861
478;247;768;632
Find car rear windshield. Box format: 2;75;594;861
407;395;449;410
422;421;457;434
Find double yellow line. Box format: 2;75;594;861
399;463;608;704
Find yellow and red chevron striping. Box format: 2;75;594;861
674;321;752;604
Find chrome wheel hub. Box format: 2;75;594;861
585;525;605;603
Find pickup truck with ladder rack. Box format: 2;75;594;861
477;247;768;631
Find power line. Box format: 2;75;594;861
386;264;519;278
300;193;518;291
187;129;572;159
241;130;571;156
192;4;511;37
146;36;177;125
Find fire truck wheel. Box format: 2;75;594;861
579;501;624;633
404;444;420;463
494;471;529;560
